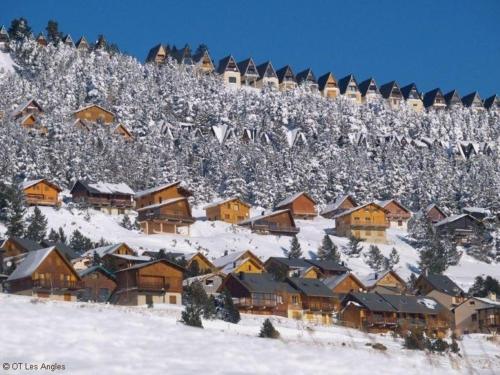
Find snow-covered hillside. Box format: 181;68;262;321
0;51;16;73
31;205;500;290
1;294;498;375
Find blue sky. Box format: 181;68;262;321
2;0;499;97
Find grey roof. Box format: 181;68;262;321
358;78;379;96
275;192;315;208
7;247;59;281
374;199;411;214
359;270;403;288
266;257;312;269
275;65;296;83
320;195;356;215
444;90;462;106
78;265;115;279
256;61;277;80
217;55;239;75
82;243;132;258
338;74;358;94
135;197;188;212
317;72;337;91
40;240;78;260
12;99;43;117
134;181;183;198
146;44;168;62
382;294;444;314
305;259;349;273
238;209;293;225
334;202;386;219
434;213;477;227
295;68;317;85
483;95;499;109
70;180;134;195
192;46;212;65
75;36;89;49
323;273;351;290
344;292;396;312
461;92;483;107
232;272;296;294
422;274;464;296
237;58;258;76
1;237;43;253
287;277;334;298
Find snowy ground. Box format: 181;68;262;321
0;51;16;74
1;294;499;375
16;203;499;291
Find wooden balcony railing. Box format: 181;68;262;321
25;194;58;205
235;297;277;308
363;316;398;326
86;197;133;208
33;279;84;290
137;280;170;291
351;220;390;228
303;302;334;312
252;224;300;234
139;212;195;223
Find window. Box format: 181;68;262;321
471;313;477;322
233;205;239;211
292;295;298;304
225;214;230;219
228;77;237;84
248;264;251;271
205;279;214;286
398;220;403;226
169;295;177;304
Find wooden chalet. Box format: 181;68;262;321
36;33;48;47
338;74;362;103
414;273;466;311
453;295;500;335
461;91;484;110
275;192;317;219
434;214;483;244
5;247;83;301
423;88;447;109
21;179;61;207
213;250;264;274
237;58;259;87
317;72;339;99
375;199;412;230
358;78;380;103
112;259;184;306
477;303;500;334
204;197;251;224
185;251;216;273
113;123;133;140
137;197;194;235
239;209;299;235
70;180;135;214
484;95;499;111
218;272;302;318
146;44;169;64
183;271;225;296
425;203;447;224
217;55;241;87
444;89;463;108
11;99;44;130
192;45;215;74
135;181;192;209
264;257;322;279
304;259;349;277
462;207;491;221
296;68;318;91
286;277;335;324
73;104;115;124
0;236;43;258
334;202;389;243
323;273;365;311
77;265;117;302
359;270;407;294
75;36;90;51
79;243;138;269
276;65;297;91
400;83;424;112
320;195;357;219
380;81;403;108
62;34;74;47
0;25;10;51
341;292;449;336
256;61;279;90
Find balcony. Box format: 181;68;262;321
303;302;334;312
137;280;170;291
25;194;58;206
33;279;84;290
86;197;133;208
351;220;390;228
252;224;300;235
235;297;277;308
363;316;398;327
139;212;195;224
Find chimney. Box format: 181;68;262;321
488;291;497;301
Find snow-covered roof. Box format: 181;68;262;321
82;243;132;258
323;273;351;290
7;247;55;281
212;250;247;269
334;202;386;219
238;209;292;225
475;297;500;307
111;254;151;262
374;199;411;214
87;181;134;195
135;181;181;198
135;197;187;212
73;104;115;116
320;195;355;215
21;179;44;189
434;214;475;227
358;270;400;288
462;207;491;215
11;99;42;116
204;197;251;209
276;192;315;208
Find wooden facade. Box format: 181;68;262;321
70;180;134;213
137;197;194;235
205;197;251;224
444;90;463;108
453;297;499;335
434;214;483;244
112;260;184;306
275;192;317;219
380;81;403;108
135;181;192;209
78;266;117;302
317;72;339;99
335;202;389;243
361;270;407;293
22;179;61;206
5;247;83;301
426;204;447;223
358;78;380;102
193;47;215;74
186;252;216;273
239;209;299;235
414;274;466;311
146;44;169;64
321;195;357;219
0;237;42;258
73;104;115;124
376;199;412;229
477;306;500;333
213;250;265;274
338;74;362;103
324;273;366;311
423;88;447;109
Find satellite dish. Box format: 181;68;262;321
6;260;12;267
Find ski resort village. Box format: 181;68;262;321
0;14;499;375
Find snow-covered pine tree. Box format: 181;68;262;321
5;185;26;237
25;206;48;242
259;318;280;339
345;235;363;257
286;235;302;259
366;245;386;271
317;234;340;262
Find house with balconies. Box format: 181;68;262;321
423;88;447;109
461;91;484;110
444;89;463;108
237;58;260;87
334;202;389;243
358;78;381;103
374;199;412;230
239;209;300;235
137;197;194;235
256;61;279;90
317;72;339;99
400;83;424;112
192;45;215;74
338;74;362;103
380;81;403;109
217;55;241;87
21;179;61;207
70;180;134;215
275;192;317;220
320;195;358;219
295;68;318;91
276;65;297;91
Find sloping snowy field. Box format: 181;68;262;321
32;204;500;290
1;294;499;375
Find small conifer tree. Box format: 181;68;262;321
259;318;280;339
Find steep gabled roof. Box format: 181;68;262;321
135;197;189;212
78;265;116;280
320;195;357;216
237;58;258;76
82;243;134;258
343;292;397;312
204;197;251;210
239;209;295;226
135;181;191;198
358;270;406;288
418;274;464;297
115;259;185;273
275;192;316;208
317;72;338;91
171;44;193;65
374;199;411;214
212;250;263;273
400;83;421;100
12;99;43;117
228;272;297;294
338;74;358;94
21;178;61;192
1;236;43;253
73;104;115;117
323;273;364;291
256;61;277;80
358;78;379;96
304;259;349;273
425;203;447;218
275;65;296;83
334;202;388;219
265;257;312;269
423;88;444;108
379;81;401;99
295;68;317;85
75;36;89;49
483;94;499;109
217;55;239;74
62;34;74;47
287;277;334;298
461;91;483;107
192;47;214;69
444;90;462;106
377;294;444;314
70;180;134;195
434;213;479;227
